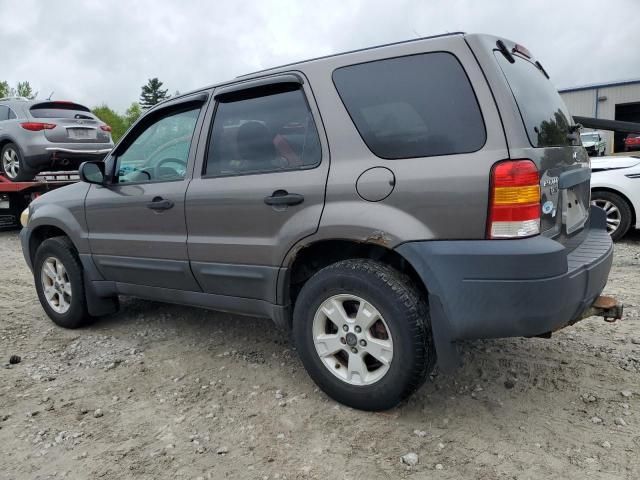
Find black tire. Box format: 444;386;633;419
293;259;435;411
592;191;632;241
1;143;35;182
33;236;92;328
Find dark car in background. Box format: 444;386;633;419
0;97;113;182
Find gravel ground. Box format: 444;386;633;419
1;230;639;479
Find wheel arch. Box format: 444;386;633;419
283;238;429;311
28;224;74;266
0;137;24;158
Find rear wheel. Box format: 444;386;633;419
34;236;92;328
591;191;632;241
293;259;435;411
1;143;34;182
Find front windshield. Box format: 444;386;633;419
581;133;598;142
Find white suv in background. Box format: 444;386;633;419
581;131;606;157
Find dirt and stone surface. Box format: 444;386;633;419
1;230;639;479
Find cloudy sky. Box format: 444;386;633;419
1;0;639;112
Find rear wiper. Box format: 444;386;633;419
496;40;515;63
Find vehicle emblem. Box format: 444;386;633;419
542;200;554;215
573;152;577;160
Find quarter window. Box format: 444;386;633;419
115;108;200;184
332;52;486;159
205;86;321;176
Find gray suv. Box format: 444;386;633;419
20;33;614;410
0;98;113;181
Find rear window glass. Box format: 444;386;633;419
30;102;93;119
332;52;486;159
494;52;577;147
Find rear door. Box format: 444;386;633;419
185;74;329;303
85;94;208;290
468;35;591;242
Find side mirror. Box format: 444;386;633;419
79;161;105;185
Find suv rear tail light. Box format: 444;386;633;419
487;159;541;239
100;125;112;132
20;122;56;131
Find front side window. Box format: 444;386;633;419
205;86;321;176
0;106;9;121
115;108;200;184
333;52;486;159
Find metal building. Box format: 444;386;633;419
559;79;640;154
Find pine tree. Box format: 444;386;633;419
139;78;168;109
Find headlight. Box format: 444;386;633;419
20;207;30;227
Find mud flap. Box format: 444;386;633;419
84;277;119;317
429;294;460;372
79;253;119;317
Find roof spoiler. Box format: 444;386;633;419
574;116;640;134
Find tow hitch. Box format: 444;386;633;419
578;295;624;323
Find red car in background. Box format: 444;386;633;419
625;133;640;151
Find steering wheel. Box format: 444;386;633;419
154;157;187;180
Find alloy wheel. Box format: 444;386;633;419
40;256;72;314
2;147;20;180
312;294;393;386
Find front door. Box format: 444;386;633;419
185;75;329;302
85;97;207;291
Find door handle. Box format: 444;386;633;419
146;196;174;211
264;190;304;206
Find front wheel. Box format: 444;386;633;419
34;236;92;328
293;259;435;411
591;191;632;241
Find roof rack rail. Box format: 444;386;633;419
0;96;30;102
236;31;466;79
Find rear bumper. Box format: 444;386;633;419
396;207;613;345
22;143;113;170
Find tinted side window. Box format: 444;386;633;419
333;52;486;159
0;106;8;121
115;108;200;184
205;87;321;176
8;108;16;119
